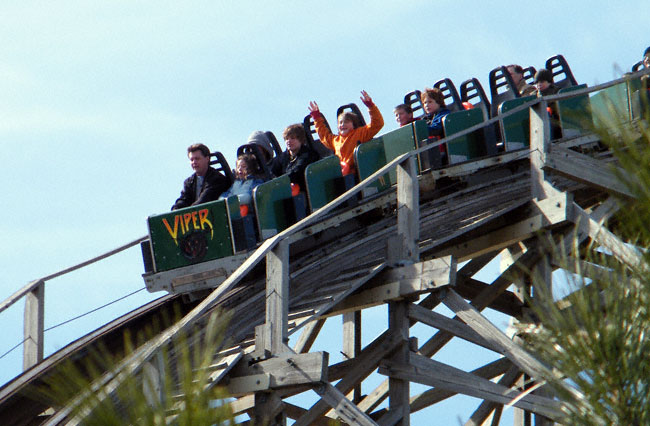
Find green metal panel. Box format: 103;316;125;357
442;108;485;163
499;95;536;150
253;175;292;239
355;137;390;193
305;155;343;211
590;82;630;128
557;84;593;137
148;200;234;272
382;124;418;185
412;120;432;171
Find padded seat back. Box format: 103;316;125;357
522;66;537;86
545;54;578;90
404;90;425;120
489;65;519;118
209;151;235;186
460;78;491;119
303;114;334;158
336;103;367;127
433;78;463;112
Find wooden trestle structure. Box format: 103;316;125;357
0;87;641;425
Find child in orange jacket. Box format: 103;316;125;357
308;90;384;172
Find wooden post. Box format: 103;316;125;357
342;311;361;402
265;240;289;356
396;156;420;262
389;301;410;425
23;280;44;370
253;391;285;426
530;100;552;200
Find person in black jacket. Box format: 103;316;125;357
171;143;230;210
270;124;319;192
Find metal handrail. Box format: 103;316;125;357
0;235;148;316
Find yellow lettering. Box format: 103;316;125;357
192;211;199;230
183;213;192;233
162;216;180;246
199;209;213;239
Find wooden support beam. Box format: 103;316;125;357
23;280;44;370
572;202;645;271
326;257;456;317
396;156;420;262
465;365;522;426
379;353;561;420
343;311;362;402
545;145;635;199
440;289;552;381
227;352;328;395
293;332;404;426
262;240;290;356
314;382;376;426
409;358;513;413
529;99;556;200
357;247;533;416
408;303;499;351
388;301;410;425
253;391;285;426
293;318;325;354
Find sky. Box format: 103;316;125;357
0;0;647;422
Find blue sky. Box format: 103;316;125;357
1;0;647;422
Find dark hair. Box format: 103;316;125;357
394;103;413;114
338;111;362;129
187;143;210;158
421;87;446;107
507;64;524;74
282;123;307;143
534;68;553;84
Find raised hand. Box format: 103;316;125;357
360;90;373;107
308;101;320;113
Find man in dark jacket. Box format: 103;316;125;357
172;143;231;210
270;124;319;191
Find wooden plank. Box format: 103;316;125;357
265;240;289;355
379;353;561;420
326;258;455;317
437;214;556;262
408;304;498;351
572;202;645;270
23;281;44;370
293;319;325;354
465;365;522;426
545;145;635;198
228;352;328;394
315;382;377;426
409;358;513;413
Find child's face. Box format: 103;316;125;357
236;159;250;179
423;97;440;115
394;108;413;127
285;135;303;155
338;116;354;136
535;80;550;92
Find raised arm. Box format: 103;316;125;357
309;100;334;149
